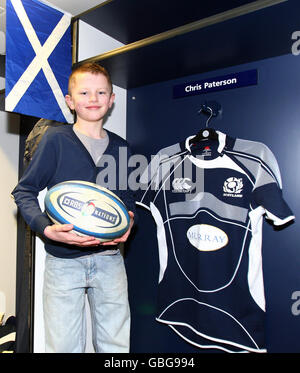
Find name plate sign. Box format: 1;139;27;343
173;69;258;99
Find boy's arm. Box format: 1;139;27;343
12;133;102;247
11;133;57;235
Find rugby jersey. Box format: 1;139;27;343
137;131;294;353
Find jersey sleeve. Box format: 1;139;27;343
250;143;295;226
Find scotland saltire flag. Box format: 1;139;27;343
5;0;73;123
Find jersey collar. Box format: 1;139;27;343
185;130;227;154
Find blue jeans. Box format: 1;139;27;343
43;250;130;353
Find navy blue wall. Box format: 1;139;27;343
125;53;300;353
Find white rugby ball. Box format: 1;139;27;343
44;180;130;241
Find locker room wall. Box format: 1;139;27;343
125;52;300;353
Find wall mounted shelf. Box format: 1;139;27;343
73;0;297;89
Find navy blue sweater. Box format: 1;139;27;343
12;124;137;258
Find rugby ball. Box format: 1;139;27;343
44;180;130;241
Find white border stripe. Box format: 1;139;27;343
0;332;16;345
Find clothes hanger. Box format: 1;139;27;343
189;104;219;145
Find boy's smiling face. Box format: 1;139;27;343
65;72;115;124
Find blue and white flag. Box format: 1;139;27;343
5;0;73;123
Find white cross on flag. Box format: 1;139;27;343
5;0;73;123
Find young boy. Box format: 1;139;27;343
12;63;136;353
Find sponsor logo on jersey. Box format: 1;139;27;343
202;146;211;157
187;224;228;251
223;177;243;198
172;178;193;193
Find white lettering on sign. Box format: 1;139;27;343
184;78;237;93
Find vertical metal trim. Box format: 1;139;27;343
71;18;79;65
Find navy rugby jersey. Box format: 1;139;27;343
137;131;294;353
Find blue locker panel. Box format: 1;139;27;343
125;53;300;353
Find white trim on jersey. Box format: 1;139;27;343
188;153;255;188
156;297;266;353
248;206;266;311
150;202;169;283
264;209;295;226
167;325;251;353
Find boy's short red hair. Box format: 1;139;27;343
68;62;113;94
